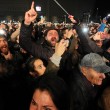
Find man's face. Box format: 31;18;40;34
82;67;106;85
45;30;59;47
94;40;103;48
103;19;107;24
0;37;9;55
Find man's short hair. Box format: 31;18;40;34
80;53;110;73
43;27;59;37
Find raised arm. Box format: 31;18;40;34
24;1;37;25
19;2;52;60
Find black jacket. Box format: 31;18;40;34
19;22;54;61
76;25;110;61
70;69;99;110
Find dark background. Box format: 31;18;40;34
0;0;109;22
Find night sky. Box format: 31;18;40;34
93;0;109;17
0;0;109;22
53;0;110;20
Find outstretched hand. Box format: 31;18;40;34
24;1;37;25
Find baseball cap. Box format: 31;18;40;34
80;53;110;73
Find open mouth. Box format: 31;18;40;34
1;45;8;53
51;37;56;41
2;45;7;49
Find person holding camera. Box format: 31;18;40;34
19;2;72;62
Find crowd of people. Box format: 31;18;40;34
0;1;110;110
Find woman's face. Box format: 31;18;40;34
30;89;58;110
34;59;46;76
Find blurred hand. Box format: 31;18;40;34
55;39;68;57
93;32;106;40
68;15;74;19
20;48;27;54
68;15;77;23
67;29;73;39
38;17;45;25
24;1;37;25
18;22;21;29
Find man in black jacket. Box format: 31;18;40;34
70;53;110;110
19;2;60;61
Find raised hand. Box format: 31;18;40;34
68;15;77;23
24;1;37;25
55;39;68;57
67;29;73;39
93;32;106;40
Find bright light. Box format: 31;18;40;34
107;14;110;17
40;15;43;19
1;20;6;23
90;21;93;23
36;6;41;11
82;26;89;33
0;29;6;36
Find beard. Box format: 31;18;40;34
45;37;58;47
50;37;59;47
50;37;58;46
